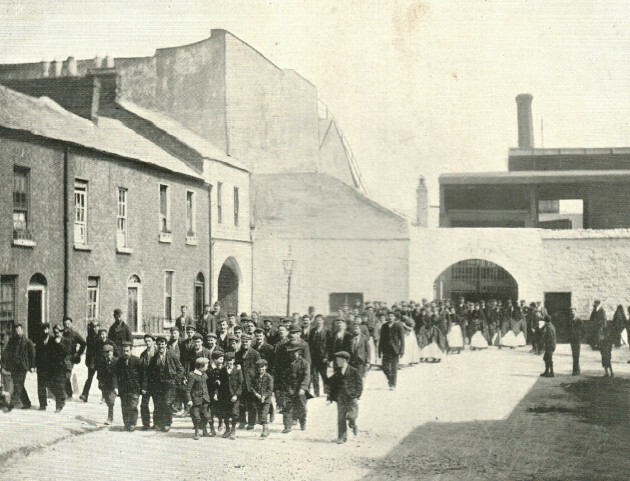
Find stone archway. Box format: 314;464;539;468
218;257;240;315
434;258;518;303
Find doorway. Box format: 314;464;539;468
27;273;47;341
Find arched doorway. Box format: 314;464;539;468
194;272;205;320
434;259;518;303
27;273;47;340
127;275;142;333
218;258;240;315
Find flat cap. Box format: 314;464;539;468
241;335;251;341
155;336;167;343
289;326;301;334
256;359;268;367
211;350;225;360
224;351;235;361
103;344;114;352
192;333;203;340
286;341;303;352
334;351;350;360
121;341;133;347
205;332;217;339
227;334;238;341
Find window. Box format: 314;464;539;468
159;184;170;233
86;277;99;322
217;182;223;224
117;188;128;248
186;190;196;236
538;199;583;229
0;276;16;336
13;167;32;244
74;180;88;245
164;271;173;320
329;293;364;314
127;275;142;333
234;187;239;226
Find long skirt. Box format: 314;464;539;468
400;333;420;365
470;331;489;349
501;330;526;347
419;342;443;361
447;325;464;351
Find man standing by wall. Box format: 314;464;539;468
568;308;584;376
108;309;132;357
308;314;329;397
35;323;51;410
62;317;86;400
378;311;404;390
540;315;557;377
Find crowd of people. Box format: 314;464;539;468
0;297;626;443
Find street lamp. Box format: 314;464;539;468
283;248;295;317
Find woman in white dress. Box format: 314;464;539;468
469;304;489;350
501;318;527;348
418;317;446;362
446;307;464;354
400;316;420;365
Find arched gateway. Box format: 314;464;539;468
218;257;240;315
434;258;518;303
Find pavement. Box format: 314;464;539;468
0;343;628;480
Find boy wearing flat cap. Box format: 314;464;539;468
327;351;363;444
217;351;243;439
186;357;211;439
252;359;274;438
207;349;224;435
97;343;117;425
281;341;311;433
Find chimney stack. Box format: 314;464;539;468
65;56;77;76
416;176;428;227
41;60;50;78
515;94;534;149
94;56;103;69
51;60;62;77
104;55;115;68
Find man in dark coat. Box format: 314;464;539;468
183;333;211;376
143;336;184;431
234;335;260;429
348;322;370;378
138;333;157;429
175;305;194;338
2;323;35;410
216;319;230;352
61;317;86;399
45;324;72;412
540;315;557;377
378;311;405;390
114;341;142;431
288;326;311;365
80;321;102;402
97;343;117;424
217;351;243;440
327;319;353;364
196;304;216;339
589;300;607;349
327;351;363;444
280;341;311;433
252;329;275;369
263;319;279;346
307;314;329;397
34;322;51;410
108;309;132;357
568;308;584;375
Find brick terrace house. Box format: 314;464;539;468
0;80;251;339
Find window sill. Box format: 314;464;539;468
116;246;133;255
186;236;198;246
73;244;92;251
12;239;36;248
159;232;172;243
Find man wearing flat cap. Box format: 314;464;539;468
108;309;132;357
143;336;184;431
97;342;117;425
327;351;363;443
139;333;156;429
280;341;311;433
378;311;404;390
184;333;211;377
235;334;261;429
114;341;142;431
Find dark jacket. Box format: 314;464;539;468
308;327;329;364
378;322;405;357
63;329;86;360
251;372;274;404
175;315;194;336
34;334;51;369
217;366;243;401
108;322;133;356
196;314;216;338
216;333;230;353
282;357;310;396
542;323;557;353
113;355;142;395
183;347;212;375
144;350;184;391
185;371;210;405
84;328;101;369
348;334;370;367
44;338;72;376
328;364;363;402
3;334;35;372
97;356;118;391
327;330;353;361
252;342;275;371
568;316;584;344
138;347;157;392
235;346;261;392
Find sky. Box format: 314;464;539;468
2;0;630;220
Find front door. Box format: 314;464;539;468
27;289;42;341
544;292;572;342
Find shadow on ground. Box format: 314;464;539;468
357;376;630;481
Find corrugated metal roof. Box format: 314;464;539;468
0;84;204;180
117;99;249;172
440;169;630;185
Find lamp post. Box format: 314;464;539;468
283;248;295;317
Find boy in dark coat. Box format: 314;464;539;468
251;359;274;438
327;351;363;444
114;341;142;431
186;357;211;439
97;343;118;424
45;324;72;413
540;316;557;377
281;341;311;433
217;351;243;440
207;349;225;435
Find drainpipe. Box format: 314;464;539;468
208;183;213;304
63;146;70;318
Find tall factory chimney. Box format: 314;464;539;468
515;93;534;149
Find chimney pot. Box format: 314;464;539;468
51;60;62;77
66;56;77;76
94;56;103;69
104;55;115;68
515;93;534;149
41;60;50;78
